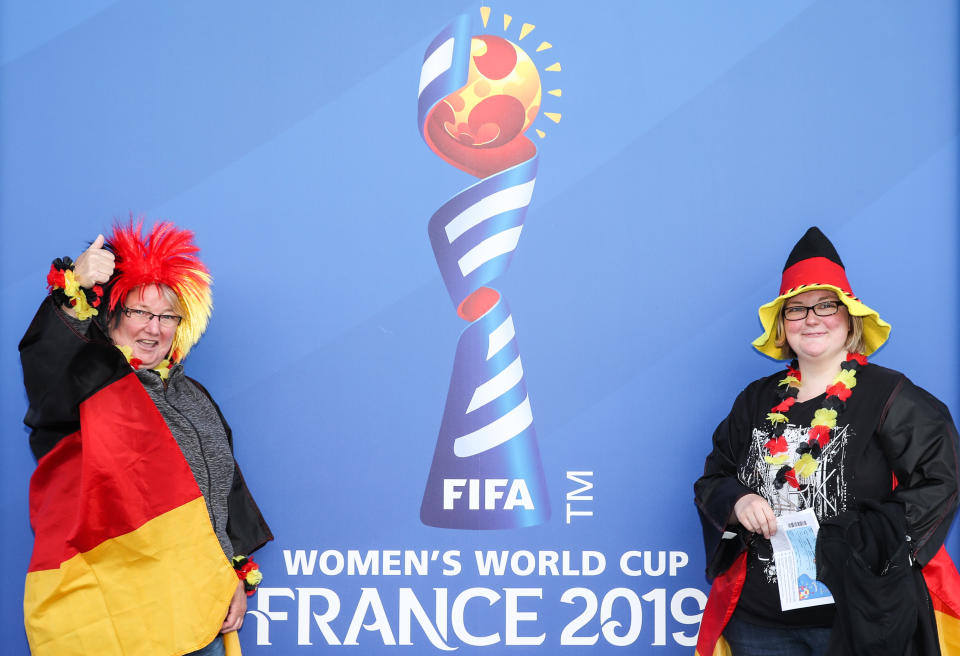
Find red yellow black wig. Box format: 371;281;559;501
106;220;212;361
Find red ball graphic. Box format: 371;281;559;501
426;35;541;177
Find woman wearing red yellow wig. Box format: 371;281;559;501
20;221;272;656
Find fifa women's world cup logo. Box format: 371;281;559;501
417;8;562;529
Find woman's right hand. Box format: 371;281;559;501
221;580;247;634
732;494;777;539
73;234;115;288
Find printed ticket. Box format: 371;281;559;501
770;508;835;611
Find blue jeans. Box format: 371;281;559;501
185;635;225;656
723;616;831;656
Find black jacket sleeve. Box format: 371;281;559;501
876;377;960;566
694;383;761;578
19;296;129;459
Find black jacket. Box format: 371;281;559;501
695;363;959;634
818;499;940;655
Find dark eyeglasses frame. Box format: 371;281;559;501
120;306;183;327
782;301;842;321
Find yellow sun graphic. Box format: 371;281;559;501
479;6;562;140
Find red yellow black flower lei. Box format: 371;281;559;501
116;345;174;380
47;257;103;320
232;555;263;596
765;352;867;490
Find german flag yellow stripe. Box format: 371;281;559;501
934;607;960;654
25;498;237;656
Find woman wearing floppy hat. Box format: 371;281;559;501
20;221;272;656
694;228;960;655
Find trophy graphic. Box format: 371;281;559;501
417;10;560;529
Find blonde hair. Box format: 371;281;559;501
774;306;865;359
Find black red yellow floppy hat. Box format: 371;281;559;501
752;227;890;359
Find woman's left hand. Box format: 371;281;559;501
220;580;247;633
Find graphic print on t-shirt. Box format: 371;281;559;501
740;422;852;518
738;422;852;583
738;424;853;583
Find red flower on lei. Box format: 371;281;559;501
825;382;852;402
764;436;788;455
846;352;867;366
808;424;831;448
771;397;796;413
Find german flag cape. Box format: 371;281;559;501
923;546;960;653
694;552;743;656
21;298;240;655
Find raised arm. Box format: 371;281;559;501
20;238;126;459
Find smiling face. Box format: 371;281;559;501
110;285;180;369
783;289;850;365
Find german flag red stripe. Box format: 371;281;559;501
694;552;745;656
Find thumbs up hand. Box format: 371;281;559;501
73;234;115;288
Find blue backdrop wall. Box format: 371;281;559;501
1;1;957;653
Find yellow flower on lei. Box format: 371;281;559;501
812;407;838;428
61;269;98;320
155;359;172;380
794;453;819;478
765;454;790;466
832;368;858;389
778;375;800;387
767;412;788;424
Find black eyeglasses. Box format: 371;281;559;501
783;301;842;321
120;306;183;327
